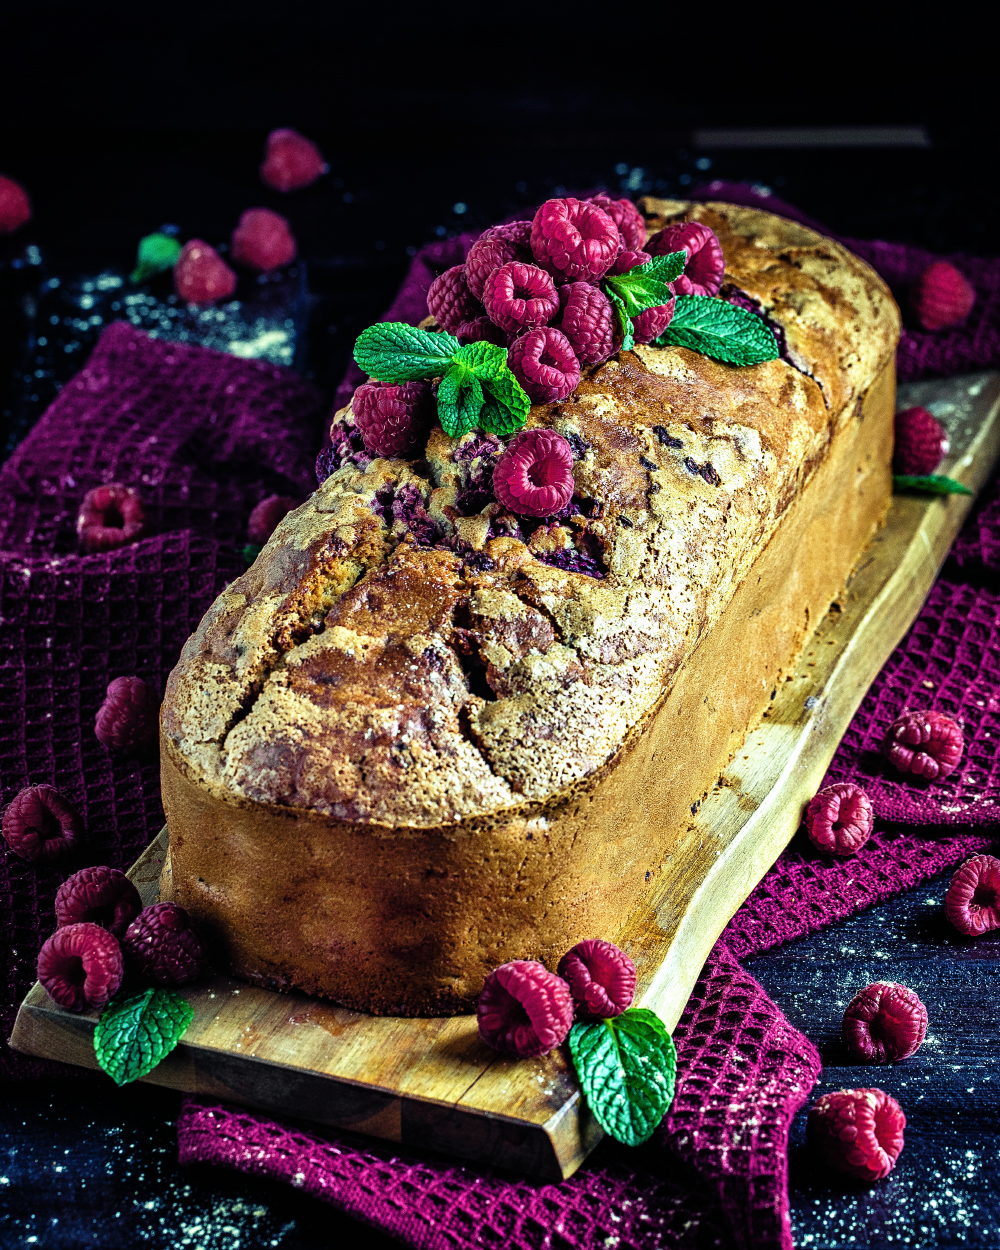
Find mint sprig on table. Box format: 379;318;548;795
131;232;182;285
94;986;193;1086
893;474;972;496
655;296;780;366
354;323;530;437
568;1007;677;1146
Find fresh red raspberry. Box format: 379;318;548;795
123;901;205;985
507;328;581;405
476;960;574;1057
427;265;483;332
353;380;434;458
95;676;159;755
530;198;622;283
55;866;143;939
883;709;964;781
646;222;725;297
631;302;675;345
76;484;146;554
456;315;508;347
805;782;874;857
465;230;532;302
557;939;636;1019
893;406;949;476
608;249;652;276
37;922;123;1012
248;495;299;544
556;283;615;365
0;174;31;234
587;194;646;252
174;240;238;304
913;261;976;332
944;854;1000;936
2;785;83;862
481;262;559;335
484;220;534;248
231;207;297;271
842;982;928;1062
493;428;575;517
807;1088;905;1182
259;128;328;192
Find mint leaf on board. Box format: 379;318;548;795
354;322;461;382
131;232;182;285
94;986;193;1087
568;1007;677;1147
893;474;973;496
654;296;779;366
606;289;635;353
437;364;485;438
479;369;530;436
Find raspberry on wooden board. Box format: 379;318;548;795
842;982;928;1062
476;960;574;1057
55;866;142;938
893;406;949;476
37;923;124;1012
557;940;636;1019
631;302;675;345
2;785;83;861
123;902;205;986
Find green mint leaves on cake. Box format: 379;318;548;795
568;1008;677;1146
893;474;973;496
602;252;686;317
94;986;193;1086
131;232;182;285
354;323;461;382
655;296;780;366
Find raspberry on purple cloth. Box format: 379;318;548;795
76;484;146;553
587;194;646;252
805;783;874;857
557;939;636;1019
912;260;976;331
427;265;483;332
647;221;725;297
476;960;574;1057
2;785;83;862
530;198;622;283
248;495;300;544
95;676;159;755
37;922;124;1012
231;208;297;272
492;428;575;517
893;406;949;476
0;173;31;234
456;315;508;347
352;380;435;459
556;283;616;366
883;709;964;781
631;301;675;345
507;328;581;404
259;128;328;192
464;231;532;302
174;240;238;304
481;262;559;335
123;902;205;985
55;866;143;938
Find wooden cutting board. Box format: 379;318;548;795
12;371;1000;1182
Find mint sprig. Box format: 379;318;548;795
131;232;182;285
94;986;193;1086
893;474;972;495
602;251;686;317
654;296;779;366
606;289;635;353
567;1007;677;1147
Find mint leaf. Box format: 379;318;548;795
437;363;484;438
240;542;263;567
654;296;779;366
131;232;182;284
602;252;686;318
639;251;688;284
568;1007;676;1147
453;339;509;381
479;369;530;435
94;987;193;1087
354;322;460;382
893;474;972;496
606;289;635;353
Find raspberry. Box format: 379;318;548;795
913;260;976;332
842;982;928;1062
248;495;299;544
587;194;646;252
894;406;949;476
556;283;615;365
481;262;559;336
95;676;159;755
465;230;532;302
805;782;874;857
353;380;435;458
427;265;483;332
37;922;123;1012
493;428;575;517
647;222;725;297
807;1088;905;1182
631;302;675;345
608;249;652;276
174;240;237;304
231;207;297;271
530;198;622;283
0;174;31;234
76;484;146;553
485;220;534;249
456;315;508;347
55;866;142;939
2;785;83;862
123;901;206;985
944;854;1000;936
507;329;581;405
259;128;328;193
476;960;574;1057
883;709;964;782
557;939;636;1019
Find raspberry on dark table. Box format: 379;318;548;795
507;327;581;404
174;239;238;304
37;922;124;1012
352;380;435;459
55;866;143;938
807;1088;906;1182
123;902;205;986
76;484;146;554
481;262;559;335
646;221;725;297
476;960;574;1057
883;709;964;781
427;265;483;332
2;784;83;862
557;939;636;1019
231;207;297;272
805;783;874;857
248;495;300;544
259;128;328;192
493;428;576;518
531;198;622;283
944;854;1000;936
94;676;159;755
842;982;928;1062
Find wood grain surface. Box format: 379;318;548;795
12;371;1000;1182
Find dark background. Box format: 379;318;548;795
2;5;998;1247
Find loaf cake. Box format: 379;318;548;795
160;198;900;1015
